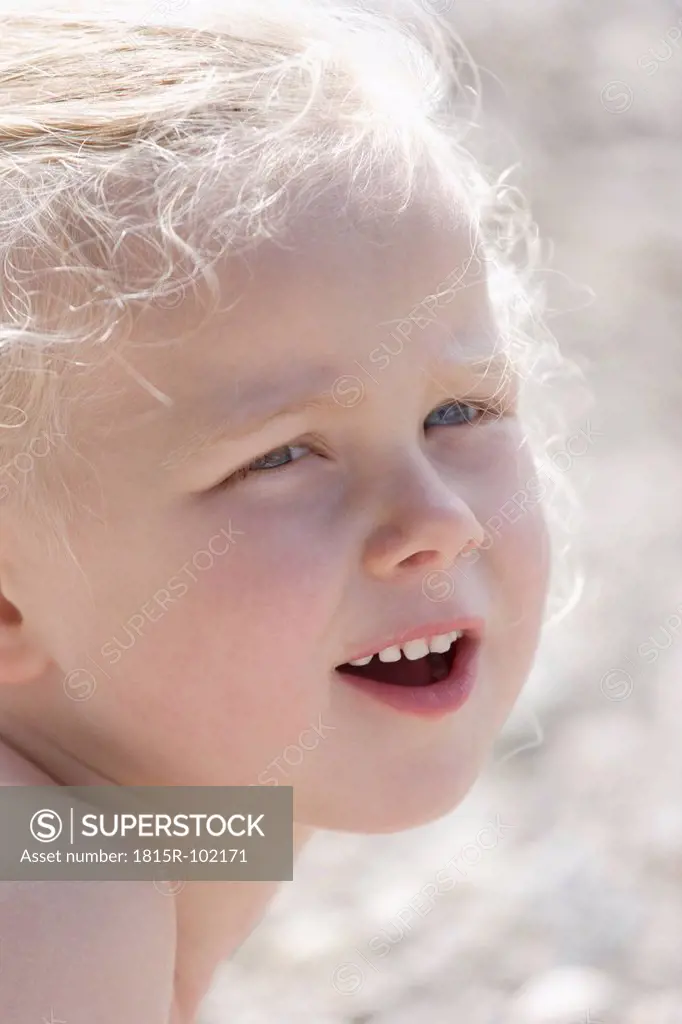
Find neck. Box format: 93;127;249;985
173;825;314;1021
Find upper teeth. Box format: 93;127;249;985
349;631;461;666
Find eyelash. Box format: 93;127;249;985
221;399;494;487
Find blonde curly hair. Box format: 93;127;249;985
0;0;576;611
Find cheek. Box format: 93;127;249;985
480;444;550;648
203;495;346;635
469;425;549;559
458;427;549;633
54;495;353;783
128;500;349;734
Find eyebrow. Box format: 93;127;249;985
162;348;515;470
162;363;343;468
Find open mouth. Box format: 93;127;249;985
336;631;464;687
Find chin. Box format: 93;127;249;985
299;759;484;834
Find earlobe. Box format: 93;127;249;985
0;591;52;686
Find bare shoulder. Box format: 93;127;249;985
0;744;179;1023
0;879;178;1023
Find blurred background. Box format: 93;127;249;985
201;0;682;1020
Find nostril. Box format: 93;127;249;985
397;550;441;570
363;512;483;581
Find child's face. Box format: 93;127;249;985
10;189;549;832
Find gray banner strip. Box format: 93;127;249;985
0;786;293;881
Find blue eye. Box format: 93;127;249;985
221;401;486;490
425;401;482;428
247;444;311;472
224;443;312;485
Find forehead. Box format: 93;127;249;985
247;196;489;341
76;190;503;451
159;192;492;375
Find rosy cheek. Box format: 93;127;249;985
187;509;344;668
468;440;550;621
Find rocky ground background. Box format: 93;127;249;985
201;1;682;1021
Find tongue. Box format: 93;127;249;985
341;652;449;687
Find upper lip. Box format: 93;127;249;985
337;617;484;666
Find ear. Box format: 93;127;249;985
0;589;52;685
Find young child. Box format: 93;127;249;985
0;0;553;1019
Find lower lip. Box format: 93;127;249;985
337;636;480;718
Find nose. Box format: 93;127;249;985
362;466;485;582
